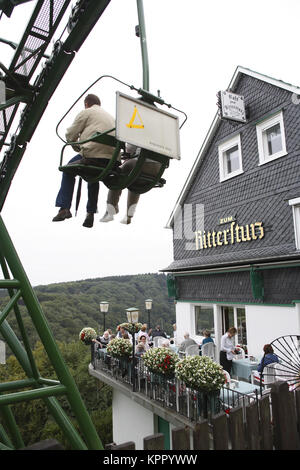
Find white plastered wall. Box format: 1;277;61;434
175;301;300;360
245;304;300;358
112;389;154;450
175;301;196;345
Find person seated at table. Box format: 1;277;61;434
137;324;150;342
220;327;238;374
202;329;214;346
92;330;110;350
117;326;132;340
107;329;113;339
199;329;214;355
138;335;150;351
135;343;146;357
169;323;178;346
178;332;198;354
257;344;279;372
151;325;167;340
161;339;171;348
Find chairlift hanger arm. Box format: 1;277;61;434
56;74;188;147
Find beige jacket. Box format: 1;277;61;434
65;105;117;159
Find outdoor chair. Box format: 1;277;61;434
185;344;200;356
153;336;166;347
201;342;216;361
251;362;277;388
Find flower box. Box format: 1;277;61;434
142;347;179;376
175;356;225;393
106;338;132;358
79;327;97;345
118;322;143;335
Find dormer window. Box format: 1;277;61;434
256;111;287;165
218;134;243;182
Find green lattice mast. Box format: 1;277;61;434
0;0;112;450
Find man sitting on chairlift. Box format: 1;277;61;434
52;94;119;228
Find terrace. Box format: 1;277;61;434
89;348;262;431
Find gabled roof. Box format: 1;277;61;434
165;66;300;229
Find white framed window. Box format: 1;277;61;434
195;305;215;337
256;111;287;165
289;198;300;249
218;134;243;182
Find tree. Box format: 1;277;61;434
0;341;112;449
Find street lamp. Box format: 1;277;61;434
126;307;139;392
99;301;109;333
145;298;153;330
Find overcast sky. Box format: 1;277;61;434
1;0;300;287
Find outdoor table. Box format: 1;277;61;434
232;357;260;381
220;381;260;407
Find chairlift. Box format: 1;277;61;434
57;76;186;210
58;126;169;193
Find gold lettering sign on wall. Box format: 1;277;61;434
194;221;264;250
219;216;236;225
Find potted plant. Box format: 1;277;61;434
175;355;225;416
79;327;97;345
106;337;133;379
118;322;143;336
106;337;133;358
142;347;179;382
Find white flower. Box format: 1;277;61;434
175;356;225;392
142;347;179;376
107;338;132;357
79;327;97;344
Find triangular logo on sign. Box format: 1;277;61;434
126;106;144;129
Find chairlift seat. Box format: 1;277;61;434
59;129;122;183
59;130;170;191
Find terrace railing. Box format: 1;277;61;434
93;349;260;423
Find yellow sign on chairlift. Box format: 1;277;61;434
116;92;181;159
126;106;144;129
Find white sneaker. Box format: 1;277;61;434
100;212;114;223
120;215;132;225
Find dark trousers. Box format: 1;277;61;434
55;155;99;213
220;351;232;374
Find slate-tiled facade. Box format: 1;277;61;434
171;74;300;267
164;68;300;307
177;267;300;305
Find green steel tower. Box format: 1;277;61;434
0;0;161;450
0;0;137;451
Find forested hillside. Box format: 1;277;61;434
0;273;175;349
0;272;175;448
